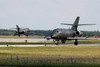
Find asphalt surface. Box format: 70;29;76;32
0;37;48;42
0;37;100;47
0;37;99;42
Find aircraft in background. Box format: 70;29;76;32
13;25;30;37
48;17;96;45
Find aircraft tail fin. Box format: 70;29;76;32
61;16;96;31
16;25;20;32
61;17;80;31
16;25;19;29
71;17;80;31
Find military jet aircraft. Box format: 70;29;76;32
13;25;30;37
50;17;95;45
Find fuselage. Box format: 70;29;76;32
51;28;82;40
16;28;30;35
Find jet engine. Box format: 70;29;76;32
75;31;83;37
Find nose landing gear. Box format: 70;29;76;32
53;40;59;45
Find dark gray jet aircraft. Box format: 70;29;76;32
14;25;30;37
50;17;95;45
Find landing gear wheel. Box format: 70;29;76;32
74;39;78;45
55;41;59;45
18;34;20;37
26;35;28;37
61;40;66;43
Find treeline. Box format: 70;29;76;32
0;29;100;37
82;31;100;37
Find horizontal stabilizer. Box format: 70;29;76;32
61;23;96;26
78;24;96;26
61;23;73;26
10;28;17;30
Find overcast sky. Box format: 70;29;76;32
0;0;100;31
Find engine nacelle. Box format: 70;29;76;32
75;31;83;37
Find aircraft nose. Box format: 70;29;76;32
51;34;57;38
51;34;56;37
51;30;60;38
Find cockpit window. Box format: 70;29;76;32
56;31;59;32
52;30;59;34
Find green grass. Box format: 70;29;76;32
0;46;100;66
0;40;100;45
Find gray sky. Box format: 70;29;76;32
0;0;100;31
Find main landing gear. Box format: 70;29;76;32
53;40;78;45
61;40;66;43
74;39;78;45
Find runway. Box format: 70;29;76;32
0;44;100;47
0;37;100;47
0;37;51;42
0;37;99;42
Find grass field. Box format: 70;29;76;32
0;46;100;67
0;39;100;45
